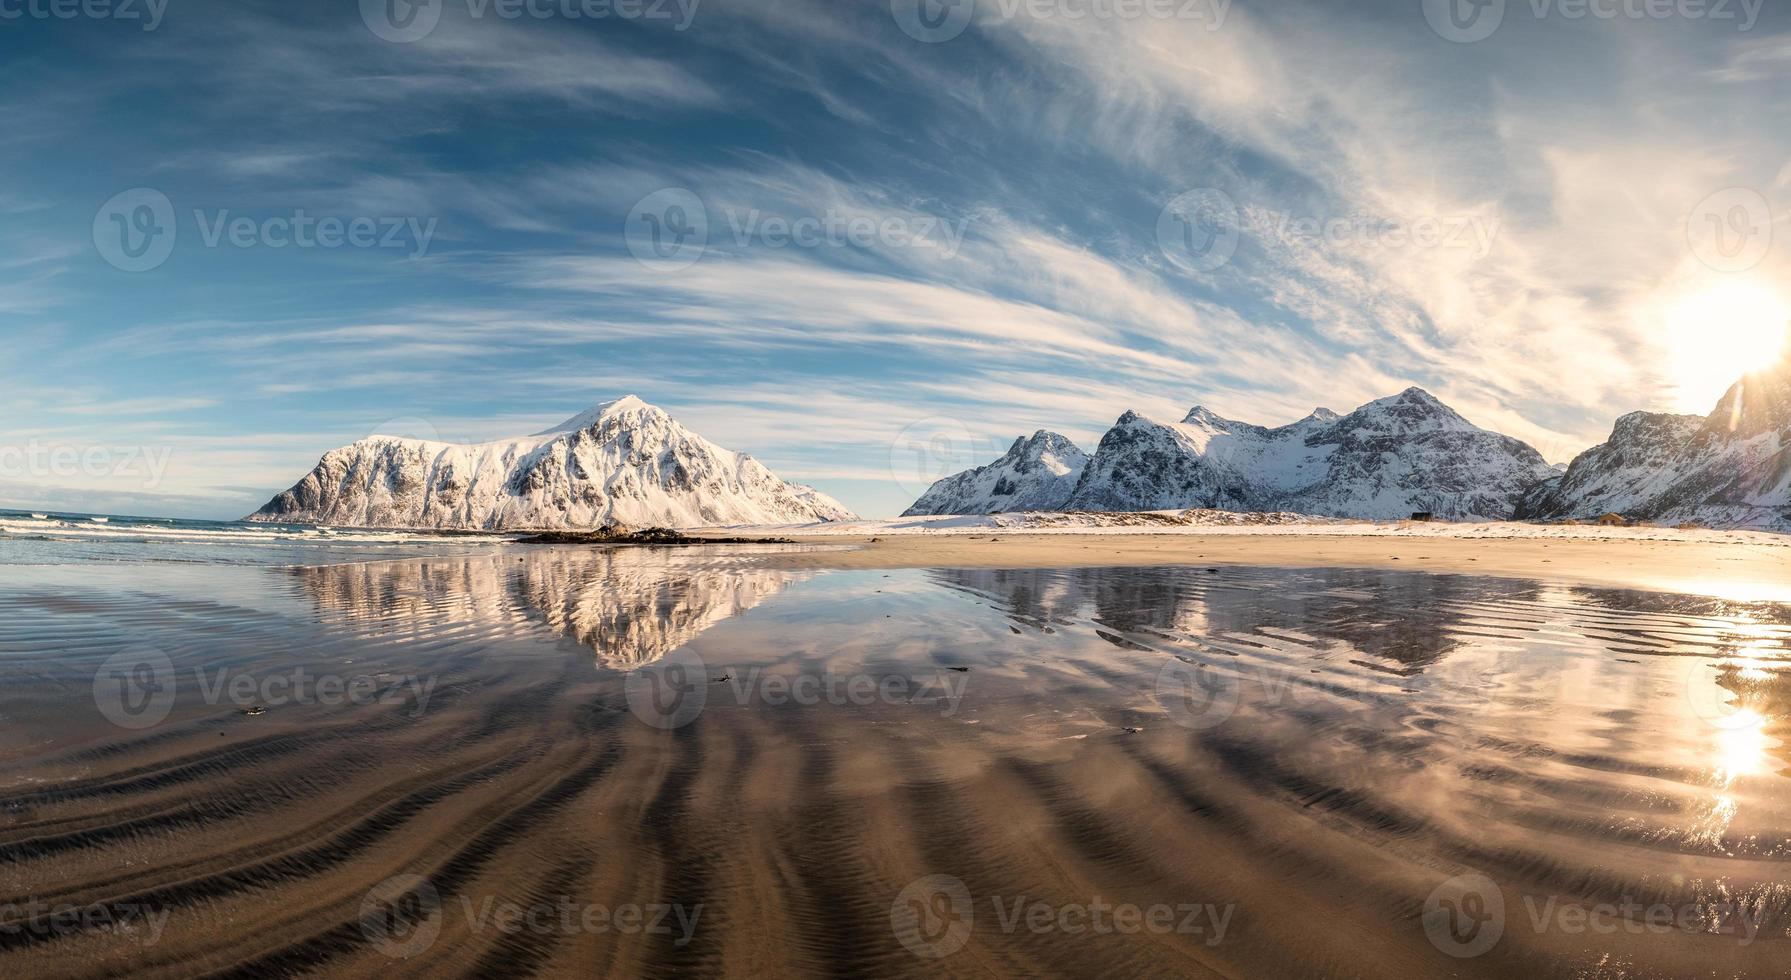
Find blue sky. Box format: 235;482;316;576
1;0;1788;519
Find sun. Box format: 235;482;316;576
1665;280;1790;413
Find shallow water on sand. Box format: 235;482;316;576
0;546;1788;978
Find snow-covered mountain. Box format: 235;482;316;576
1518;362;1791;529
1066;388;1555;519
910;388;1557;520
248;396;856;529
902;430;1088;516
1515;411;1704;520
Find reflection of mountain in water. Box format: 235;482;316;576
934;566;1492;669
513;551;810;668
289;548;810;669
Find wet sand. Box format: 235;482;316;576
746;531;1791;601
1;546;1788;978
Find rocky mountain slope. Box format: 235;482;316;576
909;388;1558;520
249;396;855;529
902;430;1088;515
1515;412;1704;520
1518;362;1791;529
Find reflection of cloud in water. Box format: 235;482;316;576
289;548;810;669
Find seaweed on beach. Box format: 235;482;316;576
513;526;795;546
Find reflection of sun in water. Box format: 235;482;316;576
1665;280;1789;412
1714;708;1769;779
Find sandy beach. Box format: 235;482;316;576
734;527;1791;603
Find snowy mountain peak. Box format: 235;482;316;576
903;429;1089;516
1703;359;1791;439
1181;405;1232;427
535;394;657;436
1006;430;1081;465
1300;407;1341;425
251;397;855;529
1342;386;1474;434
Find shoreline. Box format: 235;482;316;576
728;530;1791;602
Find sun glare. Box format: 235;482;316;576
1666;281;1790;413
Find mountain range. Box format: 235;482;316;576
248;396;855;529
907;388;1558;521
250;361;1791;532
907;365;1791;530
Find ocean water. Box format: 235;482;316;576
0;509;512;566
0;532;1787;977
